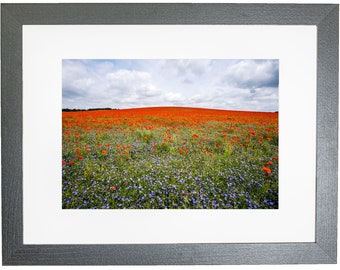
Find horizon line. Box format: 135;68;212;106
62;105;278;113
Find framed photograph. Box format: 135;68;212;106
1;3;338;265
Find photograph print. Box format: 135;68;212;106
62;59;279;209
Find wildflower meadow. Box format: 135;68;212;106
62;107;278;209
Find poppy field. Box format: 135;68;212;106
62;107;278;209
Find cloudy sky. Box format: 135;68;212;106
62;59;278;112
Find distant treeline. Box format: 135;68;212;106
62;108;119;112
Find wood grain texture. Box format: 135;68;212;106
316;5;339;262
0;3;337;25
1;4;24;264
1;3;338;265
1;243;336;265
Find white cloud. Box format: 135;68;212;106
164;92;186;104
62;60;96;105
188;94;206;104
139;85;161;97
105;69;162;107
95;61;115;74
159;59;212;82
223;60;279;89
72;78;95;89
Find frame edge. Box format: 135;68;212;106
1;3;338;265
315;4;338;263
1;4;24;265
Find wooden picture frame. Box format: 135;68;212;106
1;3;338;265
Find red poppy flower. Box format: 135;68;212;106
262;166;271;174
101;150;107;155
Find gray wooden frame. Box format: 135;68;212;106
1;3;338;265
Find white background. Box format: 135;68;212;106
23;24;316;244
1;0;339;269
